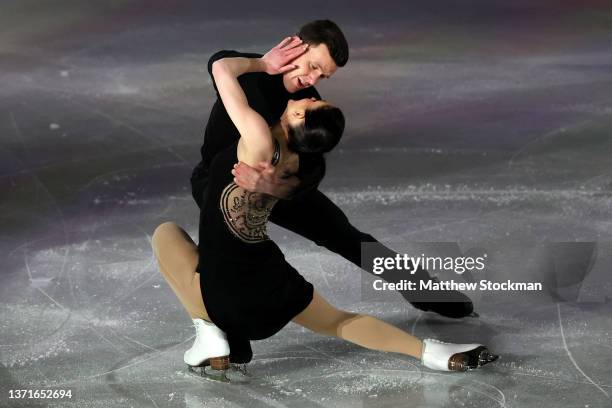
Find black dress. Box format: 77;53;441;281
197;139;314;341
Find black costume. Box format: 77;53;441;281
198;138;315;340
192;50;474;363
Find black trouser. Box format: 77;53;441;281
269;190;396;266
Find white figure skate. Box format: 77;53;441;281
184;318;231;381
421;338;499;371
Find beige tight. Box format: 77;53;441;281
151;222;423;359
152;222;210;321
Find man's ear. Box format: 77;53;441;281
293;109;305;119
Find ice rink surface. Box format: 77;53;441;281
1;1;612;407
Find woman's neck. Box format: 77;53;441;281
270;122;288;146
270;122;298;173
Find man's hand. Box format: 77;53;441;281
261;36;308;75
232;161;300;199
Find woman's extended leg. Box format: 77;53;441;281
151;222;210;321
292;290;424;359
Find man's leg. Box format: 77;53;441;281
270;189;474;318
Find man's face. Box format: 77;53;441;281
282;43;338;93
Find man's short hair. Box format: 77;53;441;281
298;20;349;67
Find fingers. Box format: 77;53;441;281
276;36;293;49
285;41;308;55
231;167;253;189
233;162;259;178
256;161;274;171
282;43;308;66
234;161;273;176
276;36;301;50
287;44;308;59
234;161;254;170
280;36;303;50
278;64;296;73
265;36;307;75
232;161;278;192
261;162;275;175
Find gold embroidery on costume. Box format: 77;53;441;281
220;184;278;243
220;139;281;243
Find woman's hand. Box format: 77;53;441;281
261;36;309;75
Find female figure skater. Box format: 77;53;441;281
152;37;498;380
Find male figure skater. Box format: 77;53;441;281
191;20;474;365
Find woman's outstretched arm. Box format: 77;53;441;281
211;37;308;160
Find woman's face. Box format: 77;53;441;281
283;97;330;128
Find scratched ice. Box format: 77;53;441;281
2;1;612;407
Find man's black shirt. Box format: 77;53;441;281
191;50;323;195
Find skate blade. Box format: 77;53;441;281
449;347;499;371
188;364;230;382
224;364;252;383
187;364;251;383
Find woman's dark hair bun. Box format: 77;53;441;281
287;106;345;154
